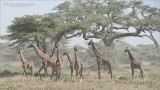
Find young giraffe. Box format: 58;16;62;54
73;46;83;82
18;50;34;79
124;47;144;81
51;44;61;81
28;44;57;80
63;48;83;81
88;40;112;80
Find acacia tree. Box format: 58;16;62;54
7;15;64;54
7;0;160;53
51;0;160;49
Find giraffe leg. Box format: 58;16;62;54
131;68;134;80
51;66;56;80
44;65;47;78
46;67;48;75
51;68;54;80
76;68;79;81
23;67;27;77
79;67;83;82
107;67;112;80
38;66;44;79
57;70;61;81
55;70;59;82
107;63;112;80
140;68;145;81
71;68;73;81
97;64;101;80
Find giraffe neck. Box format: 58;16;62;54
91;44;102;58
56;48;60;62
65;54;73;64
74;50;78;64
32;44;47;60
127;50;135;61
19;52;26;63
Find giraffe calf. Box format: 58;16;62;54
18;50;35;80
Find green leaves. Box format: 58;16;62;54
6;0;160;49
7;15;62;48
87;14;110;26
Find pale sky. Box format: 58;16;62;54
0;0;160;47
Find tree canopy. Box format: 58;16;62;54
52;0;160;49
7;0;160;52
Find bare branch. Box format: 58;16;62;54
113;26;128;30
82;31;102;40
64;32;82;39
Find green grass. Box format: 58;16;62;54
0;63;160;90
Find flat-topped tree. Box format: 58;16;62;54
88;40;112;80
52;0;160;50
17;50;34;79
124;47;144;81
28;43;57;80
6;14;64;75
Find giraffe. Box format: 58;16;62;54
73;46;83;82
88;39;112;80
17;50;34;79
63;47;83;81
28;44;57;80
63;51;74;81
51;44;61;81
124;47;144;81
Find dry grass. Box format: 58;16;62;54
0;64;160;90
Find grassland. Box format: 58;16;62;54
0;62;160;90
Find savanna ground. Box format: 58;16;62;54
0;61;160;90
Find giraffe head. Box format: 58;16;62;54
17;49;22;54
124;47;129;52
55;44;59;49
28;44;34;48
88;39;94;45
63;51;69;56
74;46;78;51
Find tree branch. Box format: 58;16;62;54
64;31;82;39
82;31;102;40
113;26;129;30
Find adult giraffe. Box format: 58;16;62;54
28;44;57;80
88;39;112;80
124;47;145;81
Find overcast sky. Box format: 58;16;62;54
0;0;160;47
